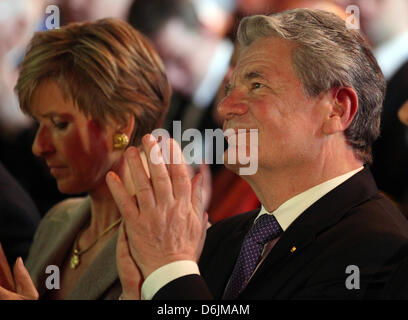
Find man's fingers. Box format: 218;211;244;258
165;138;192;202
124;146;156;210
117;223;137;269
0;243;14;291
191;173;204;220
116;223;129;262
13;258;38;299
139;135;174;205
116;223;143;300
106;171;140;224
196;212;209;262
192;173;206;263
198;163;212;211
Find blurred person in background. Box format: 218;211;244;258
397;100;408;215
236;0;278;15
128;0;234;134
335;0;408;218
0;0;69;215
1;0;136;216
57;0;133;25
0;0;44;140
274;0;346;17
382;99;408;299
0;18;171;300
128;0;234;212
0;161;40;266
399;101;408;128
2;0;134;216
191;0;236;38
236;0;343;15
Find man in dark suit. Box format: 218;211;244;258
107;9;408;299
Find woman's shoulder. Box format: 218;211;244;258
42;197;90;222
32;197;90;243
26;197;90;273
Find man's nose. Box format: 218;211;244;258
217;89;248;121
32;126;55;158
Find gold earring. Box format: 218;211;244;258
113;133;129;150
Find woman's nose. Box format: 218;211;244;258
32;125;55;158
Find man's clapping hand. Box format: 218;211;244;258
107;135;207;280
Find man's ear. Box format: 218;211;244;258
322;87;358;135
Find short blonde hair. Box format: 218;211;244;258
15;18;171;146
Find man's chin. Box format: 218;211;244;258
224;161;240;174
223;148;259;176
223;153;245;174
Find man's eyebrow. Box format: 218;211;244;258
244;71;267;81
227;70;268;90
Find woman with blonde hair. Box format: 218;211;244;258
0;18;171;299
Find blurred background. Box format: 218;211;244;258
1;0;408;225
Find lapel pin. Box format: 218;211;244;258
290;246;297;253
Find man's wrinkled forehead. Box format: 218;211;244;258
230;37;297;85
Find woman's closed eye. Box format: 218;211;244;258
51;119;69;130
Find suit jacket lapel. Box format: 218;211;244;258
240;167;379;298
201;210;259;298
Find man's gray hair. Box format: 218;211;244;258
237;9;386;164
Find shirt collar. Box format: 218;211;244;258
256;166;364;231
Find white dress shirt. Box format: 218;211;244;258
141;166;364;299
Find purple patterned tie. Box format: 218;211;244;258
223;214;283;299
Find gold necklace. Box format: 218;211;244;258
70;218;122;269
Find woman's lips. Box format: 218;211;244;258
47;165;67;177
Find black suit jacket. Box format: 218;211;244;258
371;60;408;204
154;168;408;299
0;162;41;265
